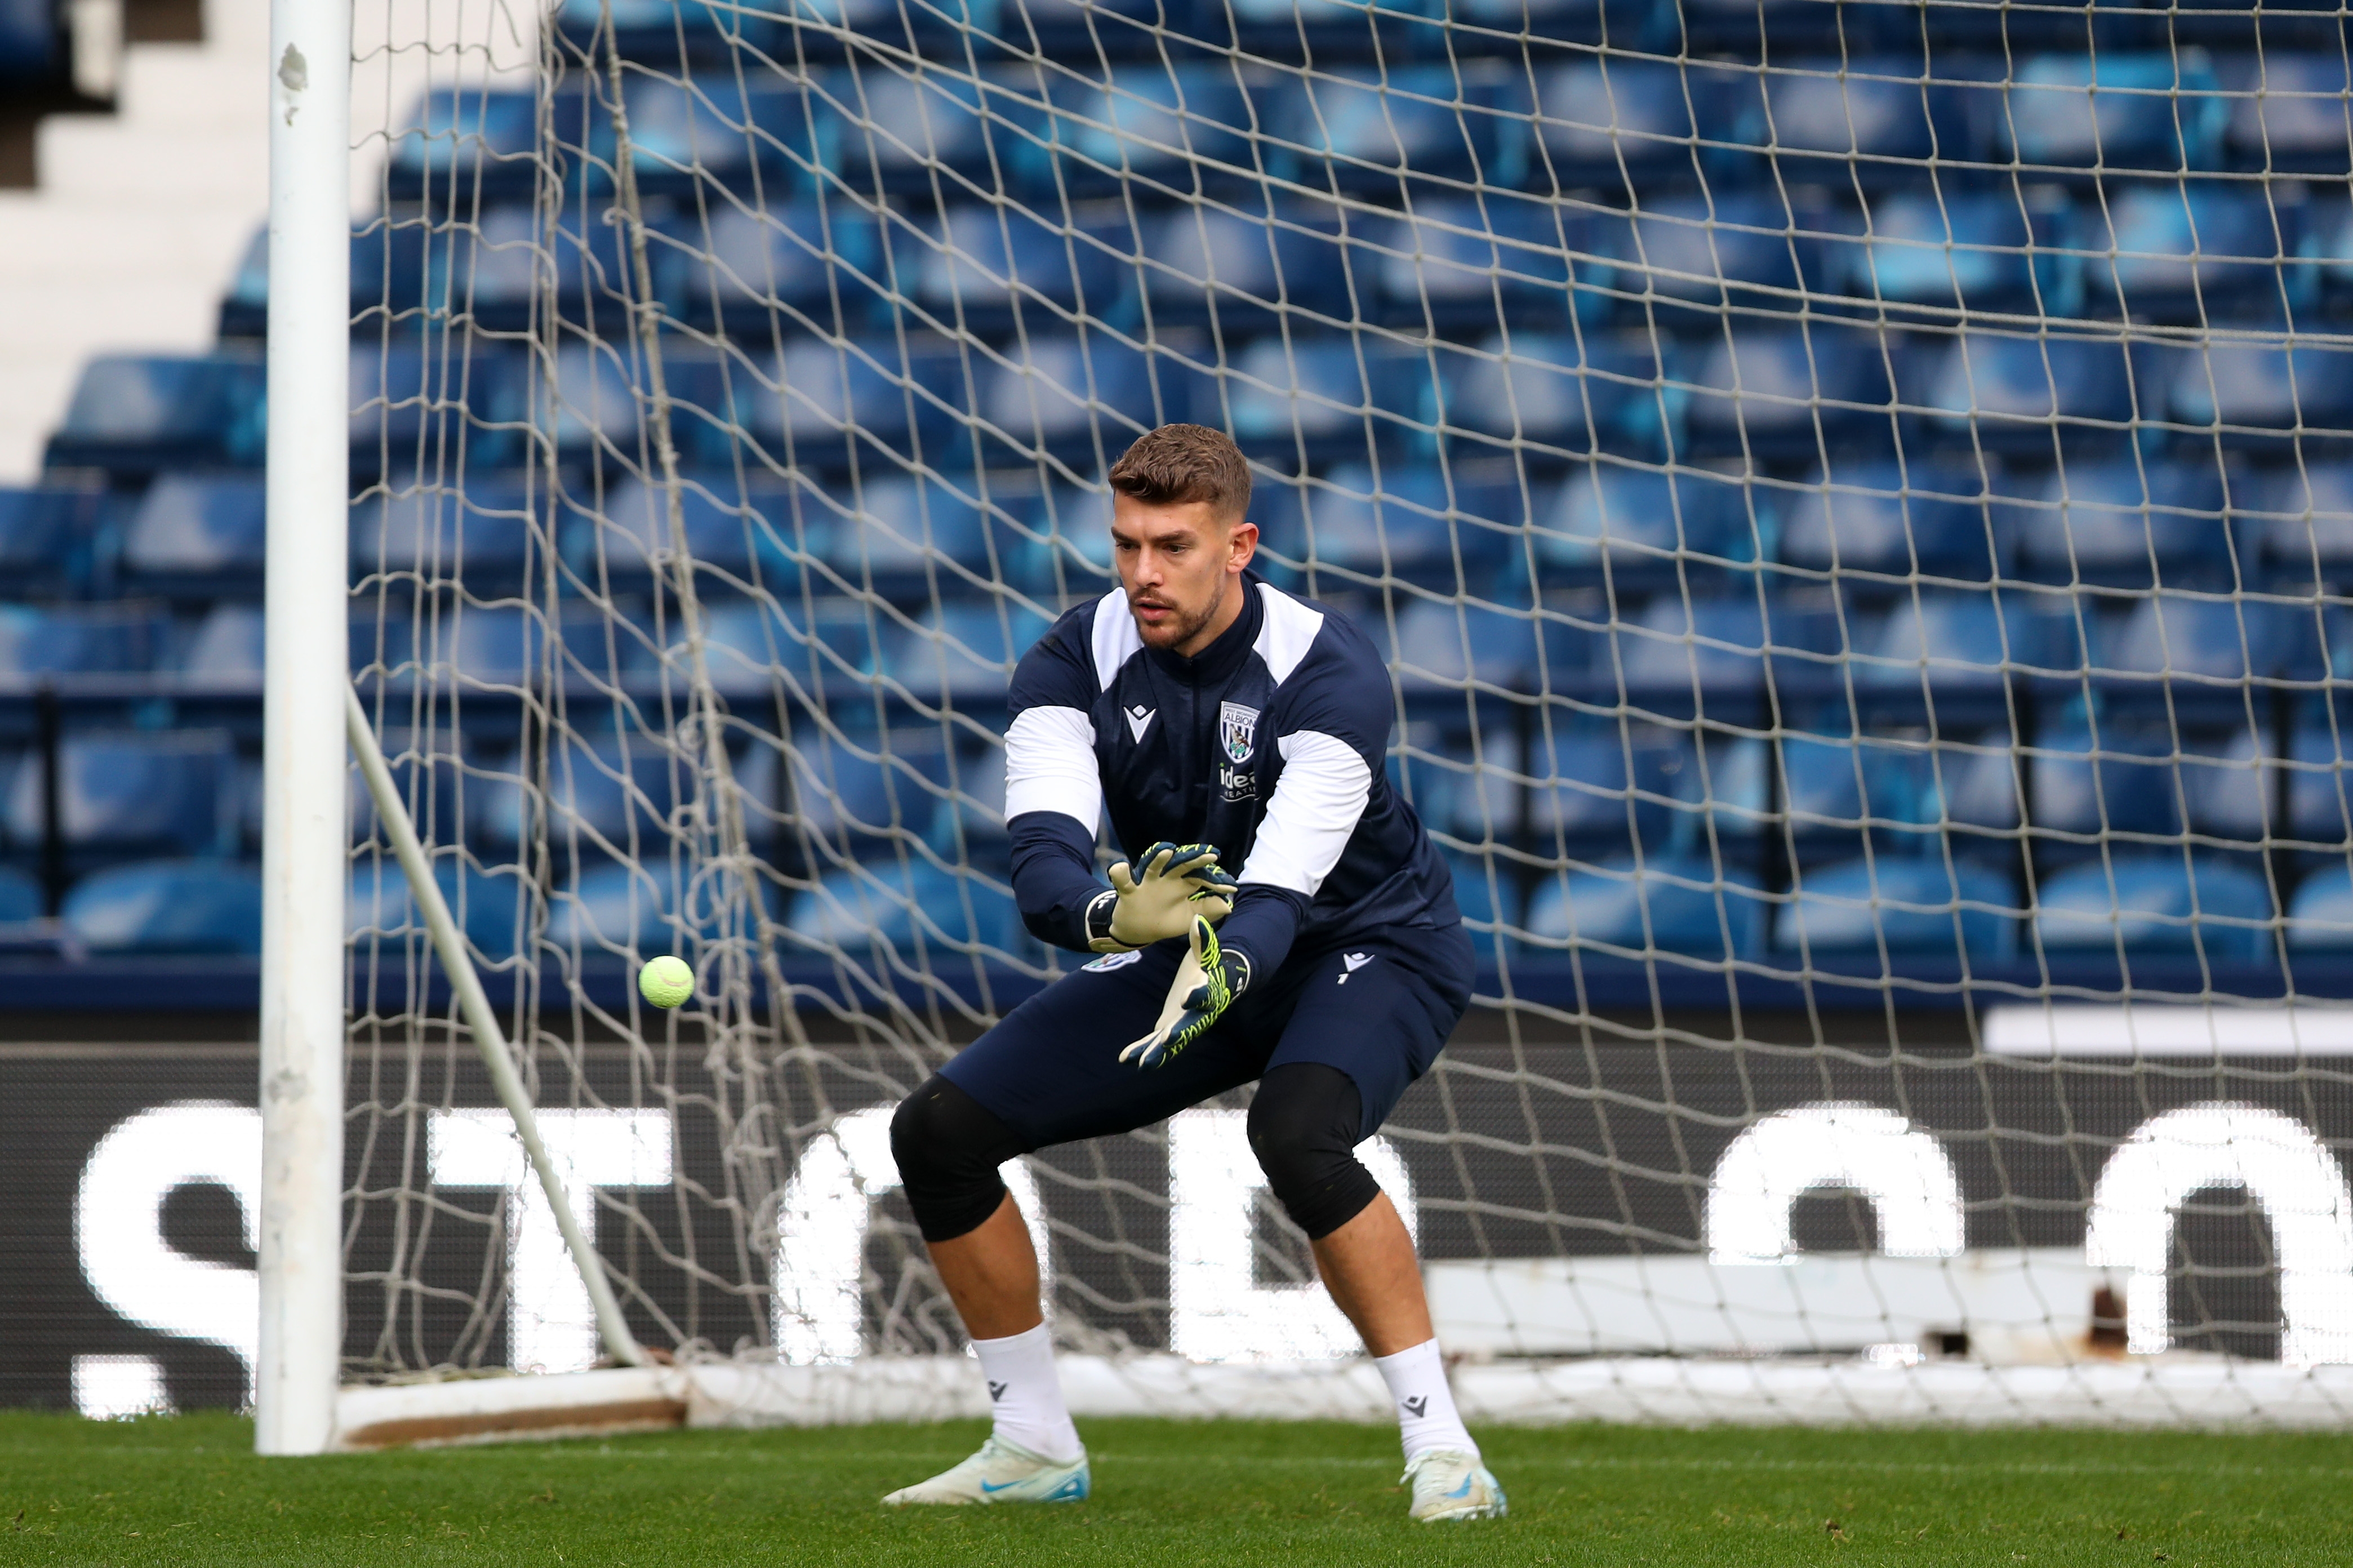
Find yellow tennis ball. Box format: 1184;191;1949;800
638;955;695;1009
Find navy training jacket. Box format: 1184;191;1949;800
1003;570;1461;983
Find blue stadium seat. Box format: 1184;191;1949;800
785;724;953;848
2007;460;2234;589
661;200;886;332
901;203;1131;330
655;600;788;698
543;859;776;956
1945;722;2180;838
2255;463;2353;571
0;0;56;78
888;601;1055;702
1710;59;1966;188
345;727;475;846
1432;332;1680;462
563;471;793;583
1778;462;1997;583
386;88;550;200
542;340;643;462
1522;856;1764;962
928;743;1010;862
1021;481;1118;597
1144;202;1364;329
1776;856;2013;957
46;352;266;474
1528;60;1698;188
1012;61;1249;195
1914;333;2142;454
1832;194;2049;317
1606;593;1836;696
1532;463;1755;577
353;473;536;584
220;219;429;337
1220;337;1435;462
0;604;167;678
994;0;1164;52
1855;591;2080;692
2098;594;2289;684
1999;55;2227;174
179;605;265;683
0;485;97;591
813;68;998;192
1269;65;1497;189
1683;325;1899;461
711;337;961;467
2076;185;2292;320
1522;724;1683;847
475;734;682;853
2288;862;2353;946
1436;850;1517;965
2226;55;2353;174
1385;598;1546;694
0;863;38;923
788;858;1026;959
1302;466;1500;584
7;732;236;855
346;856;527;963
550;1;783;64
1365;195;1576;332
1669;729;1944;850
816;471;994;590
121;474;265;586
430;206;634;334
1585;192;1815;316
2183;728;2353;845
64;861;263;956
977;333;1178;465
2033;854;2273;959
589;75;811;197
2170;336;2353;450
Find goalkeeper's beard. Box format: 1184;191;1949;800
1126;587;1218;651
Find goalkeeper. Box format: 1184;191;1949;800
883;425;1499;1524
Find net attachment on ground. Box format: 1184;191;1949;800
333;0;2353;1413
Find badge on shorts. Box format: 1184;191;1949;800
1083;950;1144;973
1219;702;1260;764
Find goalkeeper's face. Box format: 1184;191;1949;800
1110;495;1259;656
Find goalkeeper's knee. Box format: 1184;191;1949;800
890;1076;1029;1244
1247;1063;1384;1242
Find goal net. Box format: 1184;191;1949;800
333;0;2353;1425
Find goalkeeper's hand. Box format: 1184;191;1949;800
1088;841;1236;953
1119;915;1248;1071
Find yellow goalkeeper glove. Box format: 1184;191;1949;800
1087;841;1236;953
1119;915;1248;1071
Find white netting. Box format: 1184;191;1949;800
332;0;2353;1413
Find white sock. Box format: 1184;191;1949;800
1374;1339;1477;1461
971;1323;1082;1463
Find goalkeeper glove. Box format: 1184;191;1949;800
1086;841;1237;953
1119;915;1249;1071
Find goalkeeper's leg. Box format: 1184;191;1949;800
1249;928;1504;1523
882;947;1265;1504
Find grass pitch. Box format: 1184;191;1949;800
1;1411;2348;1566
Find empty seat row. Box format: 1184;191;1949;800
266;179;2353;349
1412;717;2353;858
389;54;2353;212
1456;850;2353;965
70;323;2353;482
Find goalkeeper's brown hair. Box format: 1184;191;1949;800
1106;424;1252;525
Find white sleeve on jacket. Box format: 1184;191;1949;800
1235;729;1371;897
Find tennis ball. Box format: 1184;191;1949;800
639;955;695;1009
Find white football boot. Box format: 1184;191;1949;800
880;1433;1091;1506
1403;1448;1507;1522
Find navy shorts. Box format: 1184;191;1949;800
938;921;1475;1152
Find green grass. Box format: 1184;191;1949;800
1;1411;2350;1566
